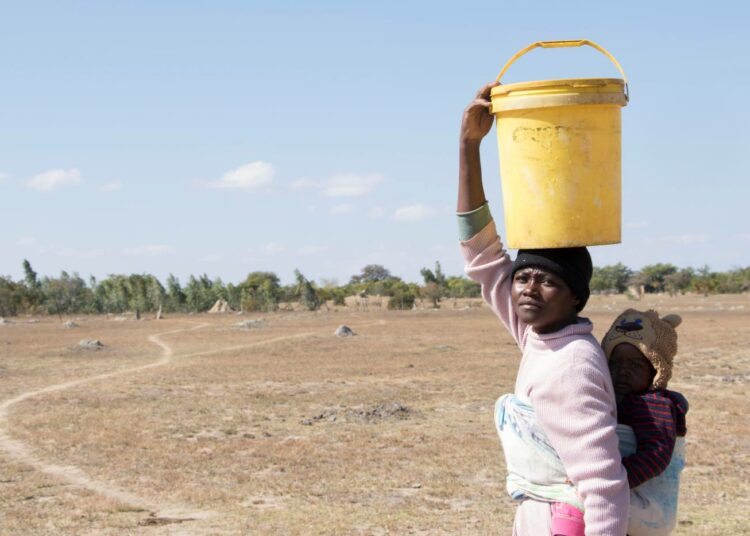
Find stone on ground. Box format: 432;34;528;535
334;325;355;337
78;339;105;350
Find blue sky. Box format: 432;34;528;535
1;1;748;285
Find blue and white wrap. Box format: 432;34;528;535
494;394;685;536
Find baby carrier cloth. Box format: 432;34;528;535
495;394;685;536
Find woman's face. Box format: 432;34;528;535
510;267;579;334
608;343;655;396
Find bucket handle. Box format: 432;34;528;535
496;40;629;100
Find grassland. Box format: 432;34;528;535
1;293;748;535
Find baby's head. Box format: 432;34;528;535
602;309;682;396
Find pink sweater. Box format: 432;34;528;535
461;220;629;536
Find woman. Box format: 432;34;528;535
457;82;629;535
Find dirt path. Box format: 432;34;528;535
0;324;217;523
0;318;386;529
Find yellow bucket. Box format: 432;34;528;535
490;40;628;248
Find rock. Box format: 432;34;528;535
78;339;105;350
334;325;355;337
62;321;78;329
235;319;264;330
0;317;12;325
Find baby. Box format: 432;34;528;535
553;309;689;536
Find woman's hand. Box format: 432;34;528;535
457;82;498;213
460;82;499;144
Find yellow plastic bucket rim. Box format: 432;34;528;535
491;77;625;96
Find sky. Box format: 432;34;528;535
1;1;749;286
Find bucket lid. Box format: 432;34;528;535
490;78;627;113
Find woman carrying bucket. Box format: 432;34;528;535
457;80;629;535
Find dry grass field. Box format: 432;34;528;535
1;293;748;535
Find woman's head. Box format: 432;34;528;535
510;247;593;333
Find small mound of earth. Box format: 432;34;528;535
301;402;412;425
235;319;264;330
334;325;355;337
78;339;105;350
62;321;78;329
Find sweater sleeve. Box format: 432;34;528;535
620;392;678;488
457;202;493;241
459;218;527;347
531;356;630;536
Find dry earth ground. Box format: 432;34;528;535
0;294;748;535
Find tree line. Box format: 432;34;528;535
1;260;748;318
0;260;481;318
590;262;750;296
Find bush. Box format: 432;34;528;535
388;283;416;310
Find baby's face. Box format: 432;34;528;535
608;343;655;396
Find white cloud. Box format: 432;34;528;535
25;168;81;192
392;203;436;222
0;172;8;183
289;178;317;191
122;244;175;256
17;237;35;246
330;203;355;215
323;173;382;197
208;161;274;190
261;242;285;255
99;181;122;192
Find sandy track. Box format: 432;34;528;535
0;322;326;525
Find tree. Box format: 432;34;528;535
0;276;24;317
165;274;186;312
664;268;694;296
21;259;42;309
239;272;281;312
691;265;717;296
184;274;217;312
41;271;91;320
388;281;417;310
225;282;242;311
318;278;346;306
349;265;392;285
420;261;448;306
294;269;320;311
590;263;633;294
630;263;678;293
95;275;130;313
445;276;481;298
421;281;442;308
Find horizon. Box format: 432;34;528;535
2;2;749;286
5;256;744;288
